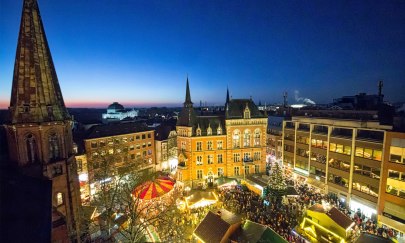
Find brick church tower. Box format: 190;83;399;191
4;0;81;241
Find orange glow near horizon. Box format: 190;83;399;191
0;99;181;109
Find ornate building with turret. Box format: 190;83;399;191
176;79;268;188
4;0;81;241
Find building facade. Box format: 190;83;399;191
4;0;81;241
378;131;405;234
77;123;155;199
155;124;178;173
102;102;138;123
176;79;267;188
282;117;392;219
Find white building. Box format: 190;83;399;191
102;102;138;123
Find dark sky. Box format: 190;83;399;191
1;0;404;108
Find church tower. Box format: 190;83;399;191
4;0;81;241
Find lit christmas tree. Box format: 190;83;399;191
267;161;287;193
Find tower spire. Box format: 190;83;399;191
226;86;231;103
185;76;192;105
9;0;70;124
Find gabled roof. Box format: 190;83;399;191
226;99;265;119
154;124;176;141
230;220;288;243
194;209;242;243
9;0;70;124
326;207;353;229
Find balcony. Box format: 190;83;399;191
243;158;254;163
351;189;378;203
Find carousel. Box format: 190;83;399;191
132;175;179;216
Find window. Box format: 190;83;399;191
109;149;114;154
244;105;250;119
56;192;63;206
217;141;223;150
148;134;151;138
52;165;63;176
197;142;202;151
243;152;251;162
207;126;212;135
217;154;223;163
233;153;240;162
181;141;186;151
217;127;222;135
234;167;240;176
245;165;249;175
254;152;261;161
148;142;152;147
196;127;201;136
197;156;203;165
129;145;134;151
136;144;140;149
207;141;213;150
99;140;106;147
343;146;351;155
148;149;152;155
255;165;260;173
91;141;97;148
233;130;240;148
142;134;146;139
123;137;128;143
197;170;203;179
136;135;140;140
92;152;99;159
330;143;337;152
77;159;83;171
207;155;213;164
142;143;146;148
356;147;382;161
336;144;344;153
254;129;261;146
49;134;59;160
218;168;224;177
243;130;251;147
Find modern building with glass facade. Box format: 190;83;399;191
282;117;392;218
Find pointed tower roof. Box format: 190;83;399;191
9;0;70;124
177;77;196;126
185;77;193;105
226;86;230;104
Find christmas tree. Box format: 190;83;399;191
267;161;287;192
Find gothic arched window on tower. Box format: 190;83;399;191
254;129;261;146
26;134;38;163
243;130;251;147
49;133;60;160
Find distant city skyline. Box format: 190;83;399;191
1;0;404;109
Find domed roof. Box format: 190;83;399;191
107;102;125;111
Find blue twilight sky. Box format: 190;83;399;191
0;0;404;108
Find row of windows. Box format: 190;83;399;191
196;154;223;165
90;134;152;148
352;182;378;197
330;143;352;155
232;129;261;148
297;136;309;145
196;141;223;151
386;185;405;199
328;173;349;188
328;158;350;172
92;148;152;158
388;169;405;181
196;126;223;136
196;165;260;179
354;164;381;179
311;139;328;149
355;147;382;161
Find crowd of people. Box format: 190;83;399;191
216;168;403;243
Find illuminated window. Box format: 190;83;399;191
217;126;222;135
207;155;213;164
245;165;249;175
196;126;201;136
56;192;63;206
233;153;240;162
217;141;223;150
217;154;223;163
234;167;240;176
207;126;212;135
255;165;260;173
243;130;251;147
207;141;213;150
233;130;240;148
91;141;97;148
218;168;224;177
254;129;261;146
197;170;203;179
197;156;203;165
49;134;59;160
196;142;202;151
329;143;336;152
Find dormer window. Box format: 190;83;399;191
217;126;222;135
244;103;251;119
207;124;212;136
196;125;201;136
